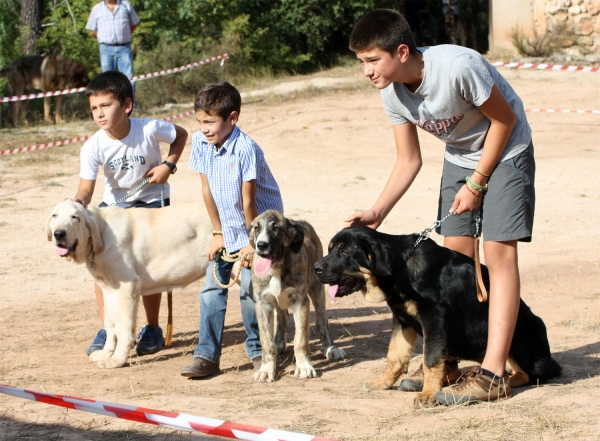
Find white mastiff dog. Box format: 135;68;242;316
46;199;212;368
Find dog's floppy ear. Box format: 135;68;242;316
286;218;305;254
45;213;54;241
362;235;393;276
248;216;258;248
85;213;104;255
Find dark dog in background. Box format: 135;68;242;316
249;210;346;382
444;0;477;48
314;226;561;407
0;55;89;126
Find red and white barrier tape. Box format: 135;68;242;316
1;136;91;155
0;384;337;441
526;108;600;114
0;53;228;104
3;105;598;156
0;110;195;156
491;61;600;72
132;54;228;82
162;110;195;122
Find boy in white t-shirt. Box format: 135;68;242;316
73;70;188;358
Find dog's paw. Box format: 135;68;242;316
97;356;127;369
324;345;346;361
89;349;113;362
275;340;287;355
253;361;276;383
294;361;317;379
414;391;438;408
360;377;393;391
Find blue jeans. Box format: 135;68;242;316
99;43;136;93
194;259;261;363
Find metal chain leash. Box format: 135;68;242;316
109;177;164;208
413;207;483;249
413;210;458;249
473;208;482;238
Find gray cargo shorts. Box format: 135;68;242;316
436;143;535;242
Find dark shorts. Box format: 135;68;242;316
98;198;171;209
436;144;535;242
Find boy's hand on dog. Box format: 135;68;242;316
450;184;483;215
207;235;225;260
344;209;382;229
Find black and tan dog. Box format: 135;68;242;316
249;210;346;382
0;55;89;126
314;226;561;407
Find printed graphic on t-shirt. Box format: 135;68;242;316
109;155;146;171
415;113;464;135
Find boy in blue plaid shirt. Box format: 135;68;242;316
180;82;283;378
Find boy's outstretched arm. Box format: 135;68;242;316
344;123;422;229
200;174;225;261
449;85;517;215
147;124;189;184
74;178;96;207
240;180;258;268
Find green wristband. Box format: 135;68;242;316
465;175;488;193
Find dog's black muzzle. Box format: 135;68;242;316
53;229;67;242
314;258;338;284
255;240;284;261
315;258;366;297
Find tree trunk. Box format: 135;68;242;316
21;0;42;55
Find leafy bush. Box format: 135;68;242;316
0;0;401;125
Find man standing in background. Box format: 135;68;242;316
86;0;140;92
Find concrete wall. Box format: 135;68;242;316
490;0;535;56
491;0;600;59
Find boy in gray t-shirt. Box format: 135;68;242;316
345;9;536;406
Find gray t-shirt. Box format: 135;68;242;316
381;45;531;168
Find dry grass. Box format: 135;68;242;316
556;315;600;332
349;398;583;441
509;22;574;58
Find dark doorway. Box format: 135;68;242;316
399;0;489;53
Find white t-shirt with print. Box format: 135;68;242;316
80;118;176;207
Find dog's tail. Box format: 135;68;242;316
514;302;562;384
530;356;562;384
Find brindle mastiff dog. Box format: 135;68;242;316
249;210;346;382
0;55;89;126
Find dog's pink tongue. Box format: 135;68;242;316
327;284;339;300
56;246;69;256
253;256;272;276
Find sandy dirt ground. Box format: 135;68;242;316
0;66;599;441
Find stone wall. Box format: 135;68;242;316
536;0;600;60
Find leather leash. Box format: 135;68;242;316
472;209;488;303
212;248;254;289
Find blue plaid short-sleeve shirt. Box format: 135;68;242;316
189;126;283;252
86;0;140;45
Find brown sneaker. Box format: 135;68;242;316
435;366;512;405
180;358;220;378
399;359;461;392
